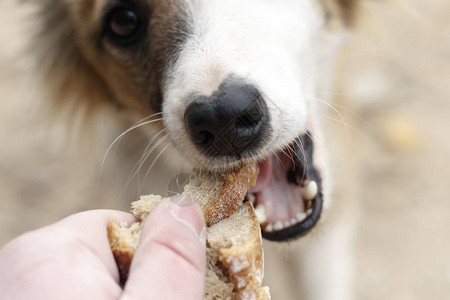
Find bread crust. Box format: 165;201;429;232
108;221;134;284
200;163;259;227
218;202;269;300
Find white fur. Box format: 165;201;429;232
159;3;352;299
163;0;329;167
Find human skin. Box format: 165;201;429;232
0;196;206;300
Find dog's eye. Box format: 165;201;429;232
107;7;140;40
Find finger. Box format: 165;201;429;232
0;210;137;299
52;210;137;278
122;196;206;300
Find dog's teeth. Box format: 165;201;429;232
246;193;256;203
306;208;313;216
265;224;273;232
301;180;318;201
273;221;283;231
284;220;291;227
290;218;297;225
296;212;307;222
254;204;267;224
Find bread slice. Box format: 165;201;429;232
183;163;259;227
107;163;270;299
206;202;270;300
109;200;270;300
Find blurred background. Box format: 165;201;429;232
1;0;449;299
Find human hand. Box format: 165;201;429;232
0;196;206;300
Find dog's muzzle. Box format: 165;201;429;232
183;80;323;241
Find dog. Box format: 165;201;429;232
32;0;358;298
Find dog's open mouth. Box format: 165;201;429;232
246;132;323;241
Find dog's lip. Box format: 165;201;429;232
247;133;323;241
260;188;323;241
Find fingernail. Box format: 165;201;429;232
168;197;204;237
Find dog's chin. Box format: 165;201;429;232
197;132;323;241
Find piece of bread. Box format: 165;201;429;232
183;163;259;227
107;163;271;299
205;201;270;300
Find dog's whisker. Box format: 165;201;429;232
308;95;369;125
323;118;352;139
314;91;354;97
309;95;369;132
126;133;168;191
159;143;192;195
143;142;171;185
313;114;352;139
134;135;169;195
315;113;373;145
305;131;331;174
100;117;163;176
287;95;350;141
131;112;164;127
305;97;351;141
280;146;295;168
293;137;309;183
126;129;167;186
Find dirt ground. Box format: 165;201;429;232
1;1;449;299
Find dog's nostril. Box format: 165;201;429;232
198;130;214;146
236;112;262;129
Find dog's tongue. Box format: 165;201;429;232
249;154;305;223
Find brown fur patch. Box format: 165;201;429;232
32;1;113;113
32;0;191;116
336;0;358;24
320;0;359;28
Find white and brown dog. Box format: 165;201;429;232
32;0;358;298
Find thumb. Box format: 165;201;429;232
121;196;206;300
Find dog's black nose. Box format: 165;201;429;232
184;81;270;158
